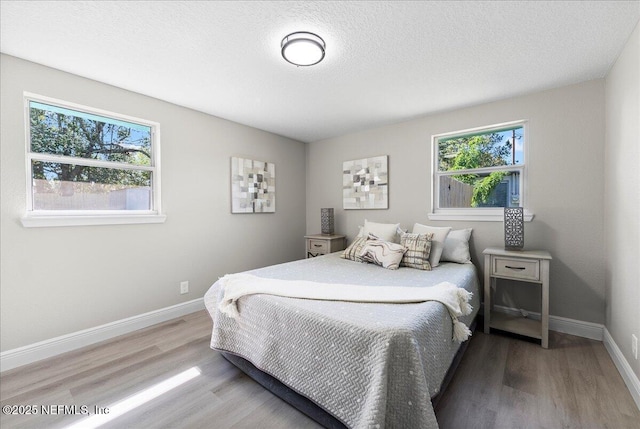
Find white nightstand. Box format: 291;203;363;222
305;234;346;258
483;247;552;348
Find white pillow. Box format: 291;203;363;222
362;219;402;243
358;224;405;242
411;223;451;267
441;228;473;264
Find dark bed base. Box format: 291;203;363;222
221;318;477;428
221;352;348;429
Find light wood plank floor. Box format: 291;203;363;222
1;311;638;428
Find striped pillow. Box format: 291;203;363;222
341;235;369;262
359;239;407;270
400;232;434;270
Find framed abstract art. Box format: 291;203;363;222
231;157;275;213
342;155;388;209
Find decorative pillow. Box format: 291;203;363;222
359;239;407;270
400;232;434;270
362;219;402;243
411;223;452;268
341;235;369;262
441;228;473;264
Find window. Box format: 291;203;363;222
22;93;165;227
430;120;532;221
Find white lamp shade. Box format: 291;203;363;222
281;32;325;66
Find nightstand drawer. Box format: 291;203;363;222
493;257;540;281
307;239;328;253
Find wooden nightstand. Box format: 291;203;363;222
483;247;552;348
304;234;346;258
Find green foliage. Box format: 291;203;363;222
30;108;151;188
439;134;511;172
470;171;507;206
441;133;511;206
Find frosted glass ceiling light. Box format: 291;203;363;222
281;32;325;66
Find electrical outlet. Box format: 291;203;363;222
632;334;638;360
180;281;189;295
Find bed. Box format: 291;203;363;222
204;251;479;429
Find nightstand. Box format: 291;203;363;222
483;247;552;348
304;234;346;258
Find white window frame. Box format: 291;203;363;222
21;92;166;227
428;120;534;222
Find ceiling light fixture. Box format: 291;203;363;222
281;31;325;66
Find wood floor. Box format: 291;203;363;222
1;310;638;429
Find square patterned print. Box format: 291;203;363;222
231;157;275;213
343;155;388;209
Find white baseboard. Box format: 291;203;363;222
603;328;640;410
489;305;604;340
548;314;604;341
0;298;205;373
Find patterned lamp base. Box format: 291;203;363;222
504;207;524;250
321;208;334;235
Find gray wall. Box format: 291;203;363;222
3;43;633;367
605;22;640;380
0;54;307;351
306;80;606;324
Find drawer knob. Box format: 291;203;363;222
505;265;526;270
314;244;322;247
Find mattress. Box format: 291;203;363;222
204;253;480;429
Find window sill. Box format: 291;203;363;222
21;213;167;228
428;211;534;222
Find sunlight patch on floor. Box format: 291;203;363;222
63;366;201;429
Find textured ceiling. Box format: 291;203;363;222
1;1;639;143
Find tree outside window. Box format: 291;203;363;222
26;97;159;213
434;123;525;213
